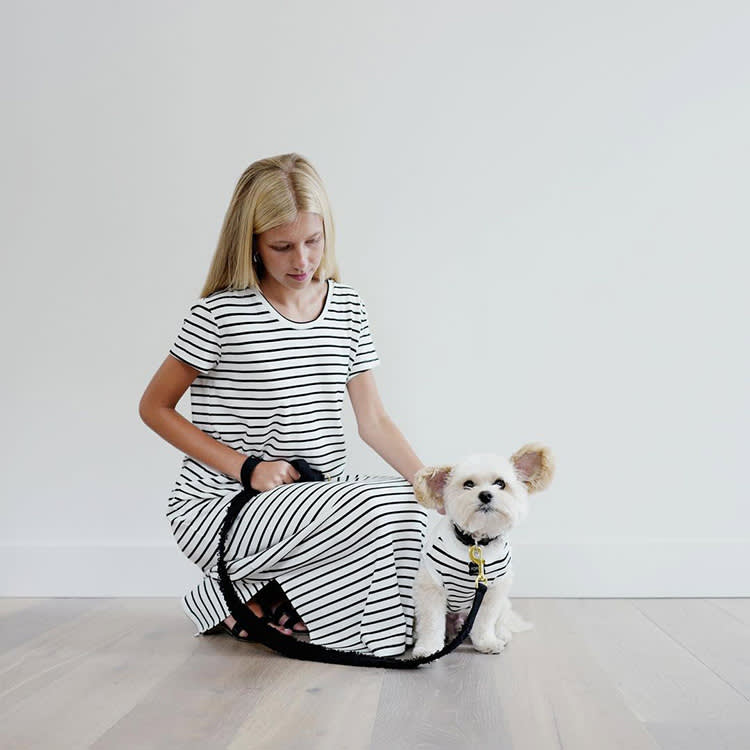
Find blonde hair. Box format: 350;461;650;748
199;153;342;297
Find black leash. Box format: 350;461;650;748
215;458;488;668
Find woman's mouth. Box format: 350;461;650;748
289;272;309;281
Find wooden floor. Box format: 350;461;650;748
1;598;748;749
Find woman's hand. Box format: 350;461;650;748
249;460;302;492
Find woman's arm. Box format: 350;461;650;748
347;370;425;484
360;415;425;486
139;355;246;481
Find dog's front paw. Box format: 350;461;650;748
471;633;507;654
496;623;513;643
412;639;443;659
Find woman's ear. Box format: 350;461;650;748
510;443;555;494
412;465;453;514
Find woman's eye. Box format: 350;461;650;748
273;237;320;250
494;478;506;489
463;480;475;489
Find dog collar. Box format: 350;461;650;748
451;522;502;547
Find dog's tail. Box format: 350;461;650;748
448;602;535;640
505;605;534;632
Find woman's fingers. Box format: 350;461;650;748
285;462;301;482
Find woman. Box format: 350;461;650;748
139;153;427;655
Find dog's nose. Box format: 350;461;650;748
478;491;493;504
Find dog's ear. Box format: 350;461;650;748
412;465;452;514
510;443;555;494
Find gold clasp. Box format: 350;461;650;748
469;544;489;589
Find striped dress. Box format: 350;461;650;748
165;278;428;656
421;521;512;612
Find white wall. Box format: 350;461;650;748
1;0;748;596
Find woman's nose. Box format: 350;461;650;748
291;247;310;268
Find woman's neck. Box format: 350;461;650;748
259;276;322;310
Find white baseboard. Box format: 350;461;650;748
0;540;748;597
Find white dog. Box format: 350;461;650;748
410;443;555;656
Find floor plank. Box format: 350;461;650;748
0;598;106;653
632;598;750;699
0;598;43;617
556;598;750;750
710;598;750;626
0;599;199;749
371;642;507;748
506;599;662;750
227;658;383;750
1;598;748;749
91;637;279;749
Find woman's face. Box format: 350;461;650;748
255;211;325;290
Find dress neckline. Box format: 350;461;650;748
255;278;333;329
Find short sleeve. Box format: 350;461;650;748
347;297;381;383
169;299;221;375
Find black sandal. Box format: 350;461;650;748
204;582;295;641
254;580;308;634
205;608;285;641
269;602;308;634
212;620;258;642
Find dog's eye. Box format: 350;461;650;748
494;478;506;489
463;480;475;489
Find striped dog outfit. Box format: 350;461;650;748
421;518;512;612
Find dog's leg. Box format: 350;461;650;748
412;565;448;658
470;574;514;654
495;597;514;644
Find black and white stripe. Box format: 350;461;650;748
421;525;512;612
165;280;428;655
167;279;380;504
180;474;428;654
